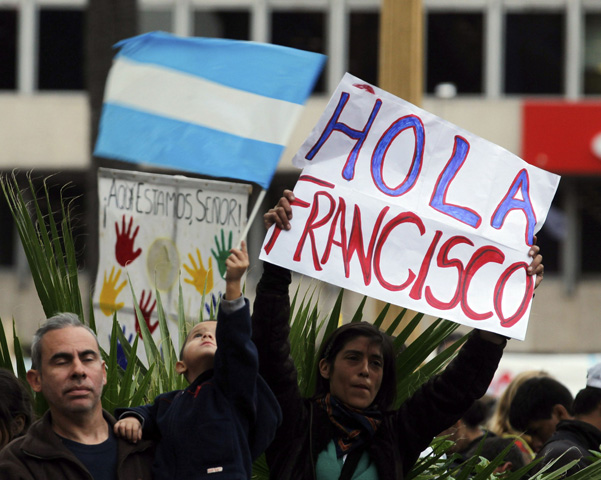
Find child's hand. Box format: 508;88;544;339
224;241;249;300
114;416;142;444
225;241;249;282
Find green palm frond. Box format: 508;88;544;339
1;172;84;319
0;319;14;372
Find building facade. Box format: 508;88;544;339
1;0;600;352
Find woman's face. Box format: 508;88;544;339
319;336;383;409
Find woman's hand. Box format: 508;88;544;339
264;189;295;231
528;235;544;290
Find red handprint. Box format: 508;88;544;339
135;289;158;338
115;215;142;267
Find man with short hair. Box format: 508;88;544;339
466;437;526;475
0;312;154;479
438;396;496;460
508;376;574;453
526;364;601;477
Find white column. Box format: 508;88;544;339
18;0;37;93
327;0;348;94
484;0;503;98
174;0;192;37
251;0;269;43
565;0;583;100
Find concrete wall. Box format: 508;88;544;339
0;94;89;169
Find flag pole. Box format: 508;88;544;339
236;188;267;249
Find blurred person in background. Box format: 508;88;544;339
527;363;601;477
488;370;550;463
465;437;526;475
0;369;34;450
438;396;496;463
508;376;574;453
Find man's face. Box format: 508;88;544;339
27;326;106;417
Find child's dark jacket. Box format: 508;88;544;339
116;298;282;480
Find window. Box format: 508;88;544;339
0;172;87;267
349;12;379;86
271;11;326;93
504;13;564;95
38;9;85;90
0;9;17;90
194;10;250;40
536;179;601;275
426;13;484;95
584;14;601;95
579;180;601;273
535;208;561;274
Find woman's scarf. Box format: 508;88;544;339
316;393;382;458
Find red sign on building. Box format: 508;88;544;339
523;101;601;175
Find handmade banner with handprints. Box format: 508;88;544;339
94;168;250;362
260;73;560;340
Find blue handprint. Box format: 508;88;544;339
108;326;134;370
204;292;220;318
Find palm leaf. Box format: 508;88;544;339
177;281;188;361
128;280;166;395
372;301;391;329
0;317;13;370
12;320;30;389
349;295;367;323
0;172;84;318
102;317;123;413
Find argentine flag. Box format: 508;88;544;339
94;31;325;189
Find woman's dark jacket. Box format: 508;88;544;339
251;261;506;480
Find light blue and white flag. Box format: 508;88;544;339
94;31;326;189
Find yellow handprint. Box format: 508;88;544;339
183;248;214;295
99;267;127;316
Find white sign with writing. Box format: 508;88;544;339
94;168;250;358
260;74;560;340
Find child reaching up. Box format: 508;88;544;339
114;241;281;479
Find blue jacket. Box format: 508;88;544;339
117;298;282;480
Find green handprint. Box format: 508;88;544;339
99;267;127;316
211;230;233;278
183;248;214;295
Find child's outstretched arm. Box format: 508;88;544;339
224;240;249;301
114;416;143;443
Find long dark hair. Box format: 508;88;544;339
314;322;396;411
0;368;34;448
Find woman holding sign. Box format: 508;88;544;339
251;190;544;480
